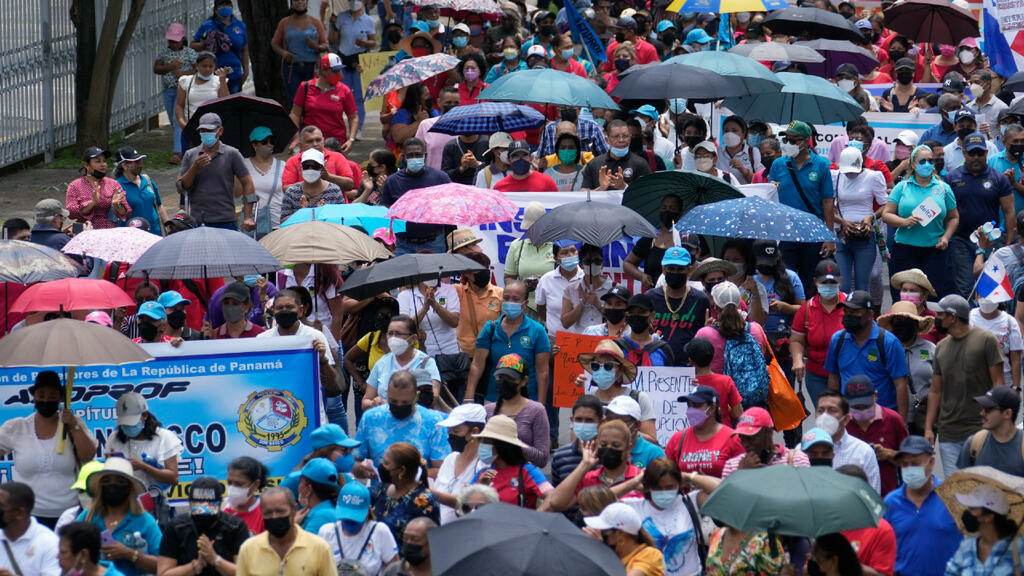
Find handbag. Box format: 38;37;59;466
835;175;870;240
761;325;807;431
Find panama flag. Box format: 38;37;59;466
984;0;1024;78
976;253;1015;302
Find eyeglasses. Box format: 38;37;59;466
301;162;323;170
386;331;412;338
782;137;804;144
590;361;617;372
255;137;274;145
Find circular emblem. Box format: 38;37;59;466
808;171;819;182
622;167;634;180
237;389;307;451
519;335;532;346
983;180;993;189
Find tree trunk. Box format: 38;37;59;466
238;0;290;107
72;0;97;152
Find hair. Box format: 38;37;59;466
115;409;162;442
457;52;487;81
641;457;683;492
229;456;268;490
456;484;499;515
814;533;864;576
579;243;603;261
761;136;781;155
403;137;426;155
605;118;628;135
577;485;617;517
598;420;634;451
86;474;144;520
401;84;428;114
59;522;103;565
323;137;342;153
195;50;217;65
1005;124;1024;140
613;40;636;60
261;486;297;511
388;442;430;488
680;114;708;138
274;287;305;312
818;390;850;415
439;86;459;101
2;218;30;238
922;139;944;152
304;474;340;504
721;239;753;275
555;132;582;158
573;394;604;419
369;148;398;175
759;245;795;304
716;302;747;338
388;370;418;393
937;92;961;111
299;125;322;138
0;482;34;515
502;34;523;50
30;370;64;396
134;281;160;299
463;250;491;267
684;337;715;367
388;314;417;337
493;439;526;467
991;512;1020;539
722;115;747;136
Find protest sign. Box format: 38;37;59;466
552;331;607;408
628;365;696;447
0;336;320;500
360;51;398;111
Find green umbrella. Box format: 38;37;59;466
701;466;886;538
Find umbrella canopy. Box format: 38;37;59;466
10;278;135;314
936;466;1024;532
666;0;788;13
61;227;161;264
1004;70;1024;93
883;0;980;45
0;318;153;367
339;253;485;300
674;195;838;243
701;466;886;538
408;0;500;10
386;183;519;226
280;205;407;235
611;62;750;101
0;240;78;283
763;7;866;42
128;227;281;279
429;102;546;135
183;94;297;156
665;52;786;96
478;68;621;110
796;39;881;77
729;42;826;63
259;221;393;266
365;53;460;99
622;171;746;229
722;72;863;125
526;199;657;247
430;502;626;576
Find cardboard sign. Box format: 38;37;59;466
359;51;397;111
628;365;697;447
552;331;607;408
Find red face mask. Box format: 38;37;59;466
326;73;341;84
412;48;431;58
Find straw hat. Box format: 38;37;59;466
578;339;638;383
877;301;934;333
474;414;528;449
447;229;482;253
889;268;937;298
86;456;146;497
691;258;737;281
397;31;442;57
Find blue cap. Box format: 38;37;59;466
553;238;578;249
684;28;712;45
661;246;691;267
854;18;872;30
301;457;338;486
801;427;835;451
137;301;166;321
680;12;696;20
656;19;676;32
896;435;934;458
964;132;987;152
249;126;272;142
954;108;976;123
843;375;876;404
772;60;792;73
678;385;718;405
631;104;659;121
410;21;430;33
311;424;361;450
157;290;191;309
335;482;371;523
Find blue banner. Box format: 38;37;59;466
564;0;607;64
0;337;321;500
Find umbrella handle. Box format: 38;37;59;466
56;366;74;454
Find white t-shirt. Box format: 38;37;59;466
366;350;440;397
535;267;583;337
562;274;612;333
433;453;488;525
0;518;60;576
397;284;461;355
318;520;398;576
281;267;340;331
622;493;702;576
474;165;507;189
178;74;222;122
245;157;285;229
105;427;184;494
830;168;887;224
969;309;1024;387
0;416;80;517
543;166;586;191
256;323;336;365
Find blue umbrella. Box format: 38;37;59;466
478;68;621;110
674;196;837;243
722;72;863;125
429;102;546;135
665;52;785;96
280;205;406;234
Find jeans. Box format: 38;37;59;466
803;370;830;408
162;86;183;154
948;236;976;299
938;439;966;480
395;234;446;256
203;220;239;231
283;60;317;104
889;242;952;299
781;241;824;298
342;67;365;131
835;234;876;293
324;394;348;434
228;76;243;94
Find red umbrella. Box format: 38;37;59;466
10;278;134;314
883;0;980;45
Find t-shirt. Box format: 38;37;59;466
622;494;701;576
105;427;184;494
956;429;1024;476
281;149;354;189
692;374;743;428
933;327;1004;442
968;309;1024;387
581;152;652;189
887;176;958;248
224;498;264;535
842;519;897;576
397;284;461;355
535;267;583;336
665;425;745;478
493;170;559;192
646;286;710;366
293;80;358;142
476;464;551;509
831;169;888;223
435;453;488;524
318;520;398;576
158;513;250;576
622;544;666;576
179;142;248;224
578;465;644;498
366;350;440;399
543;166;586;191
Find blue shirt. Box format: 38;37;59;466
756;269;805;333
944;165;1012;238
631;435;666;468
116;174;162;234
988;150;1024;217
824;322;909;410
484;59;527;84
335;12;375;57
945;535;1024;575
381;167;450;239
193;17;247;81
887;175;957;248
355;404;451;465
476;314;551;402
883;479;962;576
768;153;834;217
76;509;162;576
918;122;957;147
301;500;336;535
366;349;441;398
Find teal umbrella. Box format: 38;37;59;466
622;171;745;229
701;466;886;538
478;68;621;110
722;72;863;125
666;52;785;96
280;204;406;234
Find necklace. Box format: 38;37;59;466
663;286;688;315
250;158;272;176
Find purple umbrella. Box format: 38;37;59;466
796;39;880;77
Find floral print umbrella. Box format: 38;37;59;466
674;195;838;243
62;226;161;264
365;53;461;99
386;183;519;226
0;240;78;283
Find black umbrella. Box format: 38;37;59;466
622;170;746;229
611;61;746;102
796;39;880;76
429;502;626;576
882;0;980;45
127;226;281;279
525;195;657;247
338;253;484;300
1005;71;1024;93
763;7;865;42
183;94;298;156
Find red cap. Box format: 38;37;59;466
734;407;774;435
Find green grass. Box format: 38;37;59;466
44;131;176;169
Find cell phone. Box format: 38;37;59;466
101;529;116;547
72;222;84;235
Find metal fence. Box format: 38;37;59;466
0;0;213;168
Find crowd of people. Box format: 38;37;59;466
7;0;1024;573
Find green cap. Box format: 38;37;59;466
785;121;812;139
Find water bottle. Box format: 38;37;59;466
141;452;170;493
132;531;145;552
873;223;890;261
970;221;1002;244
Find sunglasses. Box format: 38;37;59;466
255;137;274;145
590;361;617;372
917;158;932;165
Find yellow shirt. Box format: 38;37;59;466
235;527;338;576
356;330;420;371
622;544;665;576
455;283;503;355
543;150;596;167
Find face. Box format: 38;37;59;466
260;491;294;524
899;453;933;476
300;129;325;152
387;384;417;412
503;283;527;304
572;407;601;426
556;245;578;261
782;133;806;152
33;385;61;406
723;121;744;139
403;520;429;550
10;228;30;241
58;537;86;572
965;146;988;171
462;492;490;513
0;490;22;528
597;426;630;453
581;249;603;272
226;469;256;495
722;248;746;275
804;442;834;460
386;319;415;346
607;126;630;148
816;395;848;427
439;91;459;111
404;144;426;165
613;48;633;63
272;295;300;315
702;271;726;294
843;308;870;329
135;287;158;306
301;160;324;174
252;135;274;155
663;263;691;280
980;403;1012;429
694;149;716;169
739;428;772;454
463;60;479;77
86;156;108;174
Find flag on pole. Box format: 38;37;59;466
564;0;607;63
976;253;1015;302
984;0;1024;78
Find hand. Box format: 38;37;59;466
198;535;217;563
703;309;712;327
768;299;784;313
254;276;268;297
282;52;296;63
375;174;387;189
305;35;319;49
659;116;670;138
169;337;184;347
730;156;744;170
551;344;561;355
128;457;148;472
935;237;948;250
0;569;16;576
574;372;588;388
371;396;386;407
195;152;212;169
860;215;874;231
460;150;480;171
924;428;935;445
299;194;310;208
215;67;229;78
202;321;215;340
582;526;603;541
840;219;858;237
111;189;125;206
738;451;763;470
641;274;654;291
879;97;893;112
340;139;354;154
312;339;330;362
902;215;922;228
351;460;376;480
598;165;612;190
524;277;539;293
978;226;993;251
102;541;134;561
896;158;910;174
477;469;497;485
792;360;805;382
423;284;436;302
60;408;78;427
873;443;898;462
579;440;599;469
980;122;991;137
741;276;758;294
608;167;626;189
673;150;682;169
821;241;836;256
242;218;255;231
414;107;431;122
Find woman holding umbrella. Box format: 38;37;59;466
944;484;1021;573
66;147;131;230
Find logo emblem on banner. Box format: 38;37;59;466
237;389;307;451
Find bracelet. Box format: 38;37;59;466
132;550;139;563
976;248;986;255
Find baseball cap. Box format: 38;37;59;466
661;246;692;267
126;217;150;231
249;126;273;142
678;384;718;405
752;239;779;267
964;132;987;152
734;407;774;435
693;140;717;156
606;395;642;421
494;353;526;380
115;392;149;426
684;28;712;45
136;301;167;321
895;130;919;147
310;423;360;449
943;77;965;93
157;290;191;309
626;294;654;312
437;403;488;428
508;140;531;157
321;52;344;70
526;44;548;59
601;285;632;304
895;435;934;459
854;18;872;30
656;19;676;32
834;63;859;79
974;386;1021;412
166;210;197;231
85;311;113;327
785;121;812;139
843;375;876;404
336;482;372;522
711;281;742;309
117;146;146;163
198;112;222;131
631;104;659;121
815;259;840;282
801;427;834;451
486;132;514;155
933;294;971;321
222;281;251;303
616;15;638;30
956;484;1010;515
189;477;226;502
35;198;69;219
452;23;470;35
584;502;642;535
893;57;916;71
684;337;715;367
839;290;872;310
839;146;863;174
300;458;338;486
301;148;326;166
553;238;578;250
165;22;187;41
82;146;108;162
954;108;976;124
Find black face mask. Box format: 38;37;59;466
264;515;293;538
664;272;687;290
934;318;950;335
441;104;457;114
755;264;775;276
659;211;680;229
192;514;219;536
35;400;59;418
596;447;624;469
761;156;776;174
167;309;187;330
377;464;393;485
274;310;299;331
896;70;914;85
390;402;415;420
614;58;631;72
374;313;392;332
472;271;490;288
840;10;854;18
402;543;428;565
448;433;468;452
758;447;774;465
561;108;578;123
102;484;131;507
661;32;676;45
961;509;981;532
90;170;105;179
889;50;906;62
539;25;557;38
842;314;863;333
1010;144;1024;159
417;388;434;408
626;314;649;334
890;318;919;343
630;136;644;154
0;507;6;529
684;135;704;149
138;320;160;342
496;378;521;400
957;127;975;141
604;308;626;325
615;32;625;43
809;457;833;467
290;7;307;14
933;158;945;173
387;30;403;44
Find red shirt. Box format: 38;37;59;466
791;293;847;377
578;465;644;498
843;519;897;576
166;278;226;332
693;374;743;428
665;426;745;478
603;38;659;71
132;335;175;343
281;149;355;190
862;71;894;85
225;500;265;535
552;58;588;78
457;81;488;106
293;80;358;143
846;404;909;496
215;321;265;339
103;263;160;316
829;158;892;186
493;171;559;192
490;465;546;509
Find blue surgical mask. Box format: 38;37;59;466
406;157;426;173
478;443;495;464
650;489;678;509
817;283;839;299
847;140;863;152
669;98;688;114
610;145;630;158
120;422;144;438
426;19;440;28
501;301;523;318
747;133;764;148
947;110;959;124
453;36;468;48
901;465;928;489
591;367;617;390
561;49;575;60
334;452;355;474
595;118;606;128
197;72;214;81
200;132;218;147
560;256;579;271
243;274;260;287
572;422;598;442
915;161;935;178
217;6;233;18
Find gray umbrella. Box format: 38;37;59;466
526;196;657;247
127;226;281;279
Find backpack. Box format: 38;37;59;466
613;337;676;367
723;324;771;408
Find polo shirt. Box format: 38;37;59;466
791;293;847;376
473;463;551;508
988;149;1024;216
551;440;586;486
235;526;337;576
180;142;249;224
215;320;265;338
381;167;450;240
943;164;1012;238
943;138;1000;173
578;464;644;498
77;509;162;576
281;149;355;189
883;480;962;576
117;174;163;234
475;314;551;401
603;38;659;69
768;152;834;218
334;11;374;57
887;175;957;247
825;322;908;410
631;435;666;469
493;170;559;192
842;519;896;576
354;404;451;465
580;152;652;190
846;404;909;496
917;122;957;147
0;518;60;576
536;267;583;337
300;500;337;535
454;283;503;355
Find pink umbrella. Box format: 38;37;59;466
62;227;161;263
386;183;519;226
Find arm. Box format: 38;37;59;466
240;44;250;85
989;362;1005;389
289;104;303;130
924;373;942;444
1001;193;1017;244
64;411;98;465
1012;350;1021;390
539;442;596;512
132;456;179;485
463;348;491;401
343;345;369;393
938;208;960;249
535;352;550;416
327;295;344;342
390;119;423;145
893;376;910;423
158;556;204;576
238;175;255;224
174;85;187;129
789;331;807;382
429;293;459;327
560;294;585;329
623;252;653;290
828;372;840;392
730;403;743;423
638;420;657;444
361;377;380;411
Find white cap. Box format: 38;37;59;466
606;395;642;421
619;8;637;18
521;201;546;230
956;484;1010;515
527;44;548;59
838;146;863;174
693;140;717;156
301;148;325;166
437;403;488;428
116;392;148;426
584;502;642;535
895;129;920;148
452;23;470;35
711;281;742;308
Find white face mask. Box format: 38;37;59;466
736;11;751;22
969;82;984;99
959;50;976;65
388;336;410;356
815;412;841;436
225;485;250;507
302;169;321;183
723;132;742;148
695;157;715;172
837;79;856;93
781;141;801;157
978;298;999;314
498;151;510;165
